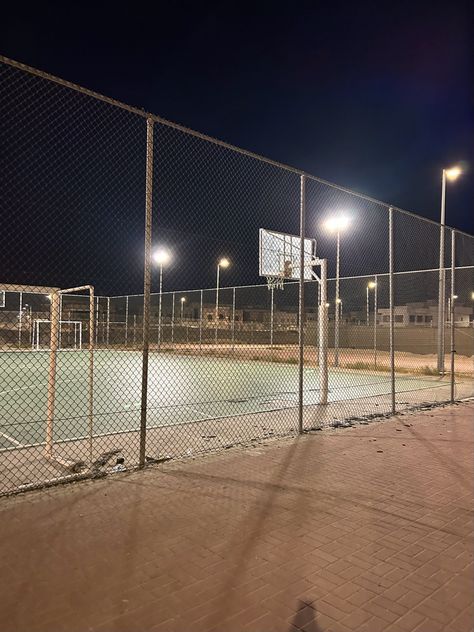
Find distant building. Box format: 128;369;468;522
377;300;473;327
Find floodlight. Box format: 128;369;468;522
154;249;171;265
445;166;462;181
367;281;377;289
324;215;350;232
219;257;230;268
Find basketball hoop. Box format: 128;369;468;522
266;275;284;291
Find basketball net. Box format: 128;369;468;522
266;275;285;291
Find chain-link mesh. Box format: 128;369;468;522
1;55;473;494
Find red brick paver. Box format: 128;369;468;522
1;402;473;631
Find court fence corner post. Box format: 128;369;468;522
389;207;396;415
450;229;456;403
139;117;154;468
298;173;306;434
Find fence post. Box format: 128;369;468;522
450;229;456;403
319;259;329;405
232;287;236;352
374;274;378;368
125;296;129;346
18;291;23;348
171;292;175;345
298;174;306;434
437;171;446;373
88;287;95;463
106;297;110;347
199;289;203;351
139;117;154;468
95;296;99;346
389;207;396;414
270;287;274;349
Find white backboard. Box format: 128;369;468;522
259;229;316;280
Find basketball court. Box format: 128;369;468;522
0;348;453;451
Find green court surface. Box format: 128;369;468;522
0;350;450;450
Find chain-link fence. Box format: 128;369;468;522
1;55;473;495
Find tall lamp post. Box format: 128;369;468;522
180;296;186;322
215;257;230;345
438;166;462;374
153;248;171;350
367;281;376;327
324;216;350;367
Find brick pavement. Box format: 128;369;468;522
1;402;473;632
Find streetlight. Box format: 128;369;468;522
180;296;186;322
324;215;350;367
438;165;462;373
367;281;376;327
215;257;230;345
153;248;171;350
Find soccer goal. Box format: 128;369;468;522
32;319;83;350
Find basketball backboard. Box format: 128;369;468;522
259;228;316;281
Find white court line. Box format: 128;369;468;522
184;405;211;418
0;431;23;447
0;378;82;398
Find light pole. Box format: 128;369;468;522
180;296;186;322
438;166;462;374
215;257;230;345
153;248;171;350
367;281;376;327
324;215;350;367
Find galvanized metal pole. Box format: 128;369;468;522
389;207;396;414
215;264;220;346
437;170;446;374
88;287;95;463
270;286;274;349
298;174;306;433
171;292;175;345
334;230;340;366
125;296;129;346
158;264;163;349
319;259;329;405
366;286;369;327
232;286;236;352
45;291;60;458
450;230;456;403
18;291;22;348
199;289;203;351
139;117;154;468
106;297;110;347
95;296;99;346
374;275;378;368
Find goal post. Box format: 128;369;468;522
32;319;83;350
44;285;95;462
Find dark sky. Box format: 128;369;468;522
1;1;473;295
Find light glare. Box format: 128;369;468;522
367;281;377;289
324;215;350;232
153;248;171;265
219;257;230;268
445;166;462;181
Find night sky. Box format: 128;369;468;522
1;1;473;296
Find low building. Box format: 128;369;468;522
377;300;473;327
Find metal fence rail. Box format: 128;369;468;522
0;55;473;495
